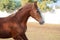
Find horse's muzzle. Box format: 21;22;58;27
39;20;44;25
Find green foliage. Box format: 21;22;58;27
28;0;34;2
0;0;58;13
37;0;57;12
27;0;57;12
51;0;57;3
0;0;21;12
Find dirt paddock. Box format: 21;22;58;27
0;22;60;40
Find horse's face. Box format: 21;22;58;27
30;1;44;24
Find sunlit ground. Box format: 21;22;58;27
0;22;60;40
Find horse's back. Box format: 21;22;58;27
0;15;14;22
0;18;8;23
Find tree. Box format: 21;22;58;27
0;0;21;12
51;0;57;3
37;0;57;12
28;0;34;2
20;0;28;6
0;0;58;13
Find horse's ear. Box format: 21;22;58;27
34;1;37;5
34;1;37;8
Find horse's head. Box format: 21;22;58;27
30;1;44;24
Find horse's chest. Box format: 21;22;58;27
0;29;11;38
20;25;27;32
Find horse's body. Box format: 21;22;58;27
0;2;44;40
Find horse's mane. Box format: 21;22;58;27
8;7;23;17
8;3;33;17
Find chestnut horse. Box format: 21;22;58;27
0;2;44;40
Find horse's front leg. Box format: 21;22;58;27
13;33;28;40
10;26;24;40
21;33;28;40
13;35;23;40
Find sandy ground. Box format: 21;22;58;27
0;22;60;40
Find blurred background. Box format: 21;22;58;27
0;0;60;24
0;0;60;40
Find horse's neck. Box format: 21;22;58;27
14;7;30;24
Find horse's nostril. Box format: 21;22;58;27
39;21;44;25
